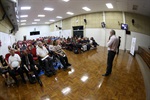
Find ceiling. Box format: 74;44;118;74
18;0;150;26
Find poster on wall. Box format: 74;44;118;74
130;37;136;56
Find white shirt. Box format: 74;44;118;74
8;54;21;68
107;35;119;52
36;46;48;58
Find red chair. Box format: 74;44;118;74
30;48;38;61
5;53;11;62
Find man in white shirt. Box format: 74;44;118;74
102;30;119;76
36;41;55;76
8;48;26;85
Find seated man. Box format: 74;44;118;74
52;40;71;70
36;41;56;75
8;48;26;86
21;50;42;86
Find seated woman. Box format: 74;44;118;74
21;50;43;86
0;55;10;86
52;40;71;70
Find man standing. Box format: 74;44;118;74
102;30;119;76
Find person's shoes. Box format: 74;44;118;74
67;63;71;66
58;66;61;70
23;80;26;84
38;79;43;87
102;73;110;76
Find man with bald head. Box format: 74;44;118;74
102;30;119;76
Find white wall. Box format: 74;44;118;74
0;32;16;56
15;25;72;41
126;32;150;50
15;25;51;41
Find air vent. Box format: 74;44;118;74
133;5;138;10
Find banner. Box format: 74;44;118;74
130;37;136;56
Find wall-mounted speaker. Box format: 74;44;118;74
84;19;87;24
101;22;106;28
59;27;62;30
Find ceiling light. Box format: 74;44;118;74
21;23;26;25
17;20;19;22
21;6;31;10
45;22;50;24
82;7;91;11
44;7;54;11
62;0;70;2
66;12;74;15
20;15;28;18
56;16;63;19
38;15;45;17
32;22;37;24
20;20;26;22
34;19;40;21
106;3;113;9
49;19;55;22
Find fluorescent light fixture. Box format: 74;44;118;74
38;15;45;17
21;23;26;25
34;19;40;21
45;22;50;24
56;16;63;19
21;6;31;10
44;7;54;11
82;7;91;11
66;12;74;15
32;22;37;24
20;15;28;18
20;20;26;22
106;3;113;9
49;19;55;22
62;0;70;2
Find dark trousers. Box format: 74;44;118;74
23;65;40;80
9;67;26;83
42;57;55;72
59;56;69;69
106;50;116;74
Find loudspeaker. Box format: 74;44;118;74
84;19;87;24
59;27;62;30
101;22;105;28
132;19;135;25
